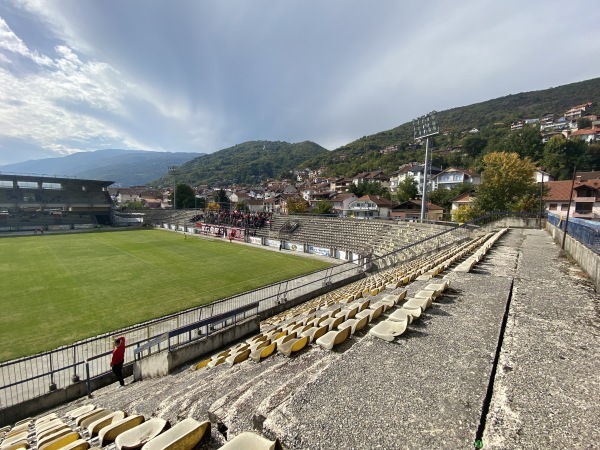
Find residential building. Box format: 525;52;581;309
347;195;395;218
432;168;481;190
450;191;476;218
564;102;593;121
390;200;444;221
330;193;358;214
543;179;600;219
569;127;599;144
534;169;554;183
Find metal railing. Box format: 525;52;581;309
547;212;600;253
0;220;467;410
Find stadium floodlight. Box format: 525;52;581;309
168;165;179;210
413;111;439;223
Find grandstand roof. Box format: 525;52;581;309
0;172;114;187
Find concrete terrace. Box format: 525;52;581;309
34;229;600;449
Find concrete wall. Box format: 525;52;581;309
0;364;133;427
481;217;543;231
133;317;260;380
546;222;600;292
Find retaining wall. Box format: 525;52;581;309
133;317;260;380
546;222;600;292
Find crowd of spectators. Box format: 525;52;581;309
190;210;270;229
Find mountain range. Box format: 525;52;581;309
0;149;202;186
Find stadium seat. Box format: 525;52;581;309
66;404;96;420
207;356;228;368
141;418;210;450
37;425;71;442
80;411;113;431
316;326;351;350
300;324;328;343
369;320;408;342
219;431;281;450
98;415;145;446
58;440;89;450
337;315;369;335
278;335;309;357
321;316;344;331
1;441;30;450
87;411;127;437
38;431;80;450
115;418;169;450
388;309;413;324
250;342;277;363
76;409;106;427
226;349;251;367
37;428;75;449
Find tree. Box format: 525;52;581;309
429;183;475;214
286;196;309;214
170;184;196;208
474;152;538;212
541;135;569;179
214;189;230;209
452;204;481;223
234;202;248;211
312;200;335;215
505;127;544;162
394;176;418;203
348;181;388;197
577;117;593;129
462;135;488;157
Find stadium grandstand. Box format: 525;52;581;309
0;210;598;448
0;173;114;231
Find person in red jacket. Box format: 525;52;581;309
110;336;126;387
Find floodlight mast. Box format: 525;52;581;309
412;111;439;223
168;165;179;210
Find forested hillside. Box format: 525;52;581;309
307;77;600;178
151;140;328;187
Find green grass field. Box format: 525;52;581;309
0;229;332;361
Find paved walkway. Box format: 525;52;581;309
484;229;600;449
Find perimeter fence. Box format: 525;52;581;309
547;212;600;253
0;221;468;410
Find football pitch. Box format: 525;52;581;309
0;229;332;361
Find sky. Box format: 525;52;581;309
0;1;599;166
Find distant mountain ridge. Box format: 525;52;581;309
0;149;203;186
150;140;329;187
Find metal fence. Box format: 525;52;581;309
0;221;467;410
547;213;600;253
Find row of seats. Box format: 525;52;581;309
0;405;280;450
454;229;507;272
369;278;451;341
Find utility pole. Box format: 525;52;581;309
413;111;439;223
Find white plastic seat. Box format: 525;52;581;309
141;418;210;450
115;418;168;450
369;320;408;342
98;415;145;446
337;315;369;334
316;326;351;350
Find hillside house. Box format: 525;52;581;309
347;195;395;219
569;127;599;144
564;102;593;121
330;193;358;214
432;168;481;190
390;200;444;221
544;179;600;220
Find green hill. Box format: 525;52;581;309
307;77;600;177
151;140;328;187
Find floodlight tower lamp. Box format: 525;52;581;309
412;111;439;223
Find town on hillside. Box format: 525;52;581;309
109;101;600;222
